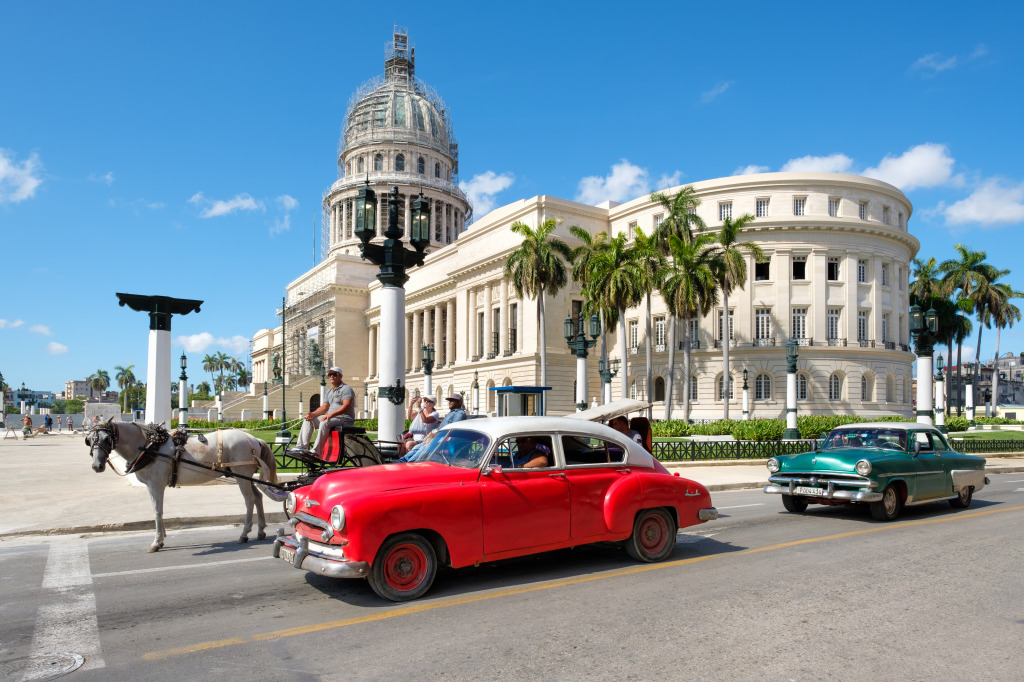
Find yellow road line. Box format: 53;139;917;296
142;504;1024;661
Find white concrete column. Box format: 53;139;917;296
433;304;443;362
404;193;412;233
786;373;798;436
445;299;455;366
145;329;171;426
500;280;509;355
916;355;934;425
966;381;975;421
262;389;269;419
468;288;478;359
378;286;406;444
742;384;750;421
412;309;422;370
935;376;946;429
368;325;377;377
603;380;612;405
405;315;413;368
178;377;188;425
483;283;493;357
216;393;223;422
575;355;587;411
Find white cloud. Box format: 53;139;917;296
47;342;68;355
862;143;961;190
459;170;515;218
0;319;25;329
146;201;165;209
655;171;683;190
734;164;770;176
700;81;733;104
88;171;115;185
910;52;958;76
968;44;989;61
29;324;52;335
189;191;265;218
780;153;854;173
277;194;299;211
175;332;250;354
0;149;43;203
270;214;291;235
575;160;651;205
942;178;1024;226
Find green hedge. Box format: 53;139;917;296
653;414;909;440
945;416;970;432
974;416;1024;425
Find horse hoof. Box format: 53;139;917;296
239;536;249;544
257;531;266;540
148;544;161;553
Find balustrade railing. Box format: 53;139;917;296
652;439;818;461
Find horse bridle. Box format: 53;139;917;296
86;422;119;463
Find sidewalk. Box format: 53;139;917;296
3;433;1023;539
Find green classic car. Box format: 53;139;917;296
764;422;989;521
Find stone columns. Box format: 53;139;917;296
915;353;934;426
434;304;443;363
468;288;478;359
368;325;377;377
483;282;493;358
446;299;455;367
500;280;509;355
935;372;946;432
412;309;422;370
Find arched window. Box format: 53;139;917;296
373;154;383;171
630;380;638;400
717;375;734;401
417;157;425;174
434;162;441;178
395;154;405;172
829;374;842;401
357;157;365;174
886;375;895;402
797;373;809;401
690;375;698;401
861;375;869;401
654;377;665;402
754;373;772;401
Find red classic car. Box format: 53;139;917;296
273;416;718;601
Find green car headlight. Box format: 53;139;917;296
330;504;346;531
855;459;872;476
766;458;780;473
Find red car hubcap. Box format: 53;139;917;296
639;515;668;554
384;543;427;591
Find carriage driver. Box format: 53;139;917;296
294;366;355;457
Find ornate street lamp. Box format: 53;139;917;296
965;362;976;424
564;313;599;411
910;302;940;425
421;344;435;397
178;352;188;427
472;370;480;416
934;355;946;433
353;181;430;446
598;357;620;405
742;369;750;421
783;339;800;440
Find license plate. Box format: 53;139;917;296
279;546;296;565
794;486;826;496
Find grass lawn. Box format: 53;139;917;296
949;430;1024;441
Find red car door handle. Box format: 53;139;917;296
616;468;631;475
548;473;566;480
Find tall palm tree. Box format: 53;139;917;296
202;353;218;391
910;257;943;303
504;218;573;389
980;275;1022;415
650;186;706;247
662;232;718;420
114;364;136;414
234;361;250;390
570;227;614;398
710;214;764;419
89;369;110;401
214;351;231;393
939;245;997;370
631;227;665;417
590;232;643;401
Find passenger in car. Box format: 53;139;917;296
512;435;552;468
609;416;643;446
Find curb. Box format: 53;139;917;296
0;512;290;541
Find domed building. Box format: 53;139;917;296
240;29;917;423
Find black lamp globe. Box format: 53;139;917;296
354;179;377;244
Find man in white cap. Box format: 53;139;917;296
293;366;355;456
398;393;467;462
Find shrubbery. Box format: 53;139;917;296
974;416;1024;425
945;416;971;432
653;414;909;441
730;419;786;441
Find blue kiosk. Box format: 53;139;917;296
489;386;552;417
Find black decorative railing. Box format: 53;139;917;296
950;438;1024;454
884;341;896;350
752;338;776;347
858;339;875;348
678;340;701;350
827;338;847;346
652;439;817;461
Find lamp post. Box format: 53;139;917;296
783;340;800;439
19;381;27;414
178;352;188;427
741;369;750;421
909;302;939;425
598;357;620;405
353;181;430;445
965;363;976;423
421;344;435;397
472;370;480;416
934;355;946;433
262;382;270;420
363;383;369;419
276;295;289;439
564;313;599;412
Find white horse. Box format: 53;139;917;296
87;419;279;552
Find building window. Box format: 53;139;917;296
898;267;905;291
690;375;698;401
653;213;664;230
827;309;841;340
861;375;870;401
859;202;868;220
792;255;807;280
509;303;518;352
629;320;639;349
686;207;696;216
718;310;734;342
630;380;638;400
793;197;806;216
717;375;734;401
792;308;808;339
357;157;365;174
827;257;840;281
719;202;733;221
755;309;772;341
898;211;904;229
882;206;890;225
654;377;666;402
858;311;868;342
754;373;772;401
796;373;809;401
654;317;666;347
689;318;699;346
627;221;637;240
882;314;890;343
417;157;425;174
886;375;895;402
477;312;484;356
374;154;383;171
434;162;441;178
829;374;842;401
395;154;405;172
755;258;770;281
756;198;770;217
881;263;890;287
858;259;867;283
828;198;840;217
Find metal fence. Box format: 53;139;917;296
950;438;1024;454
652;439;817;461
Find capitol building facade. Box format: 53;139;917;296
246;30;917;423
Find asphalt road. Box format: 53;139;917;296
3;474;1024;681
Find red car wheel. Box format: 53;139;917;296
369;533;437;601
626;508;677;563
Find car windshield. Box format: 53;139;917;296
822;428;907;451
417;429;492;469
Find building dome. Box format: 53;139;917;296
342;78;454;161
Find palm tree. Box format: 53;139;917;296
89;369;110;401
214;351;231;393
590;232;643;401
631;227;665;418
710;214;764;419
235;361;250;390
980;275;1022;415
504;218;573;389
114;364;136;414
939;245;997;366
202;353;218;391
910;257;943;303
570;227;614;398
662;232;718;420
650;186;706;247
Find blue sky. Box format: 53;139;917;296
2;1;1023;394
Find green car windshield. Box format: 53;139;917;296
822;429;907;452
418;429;492;469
